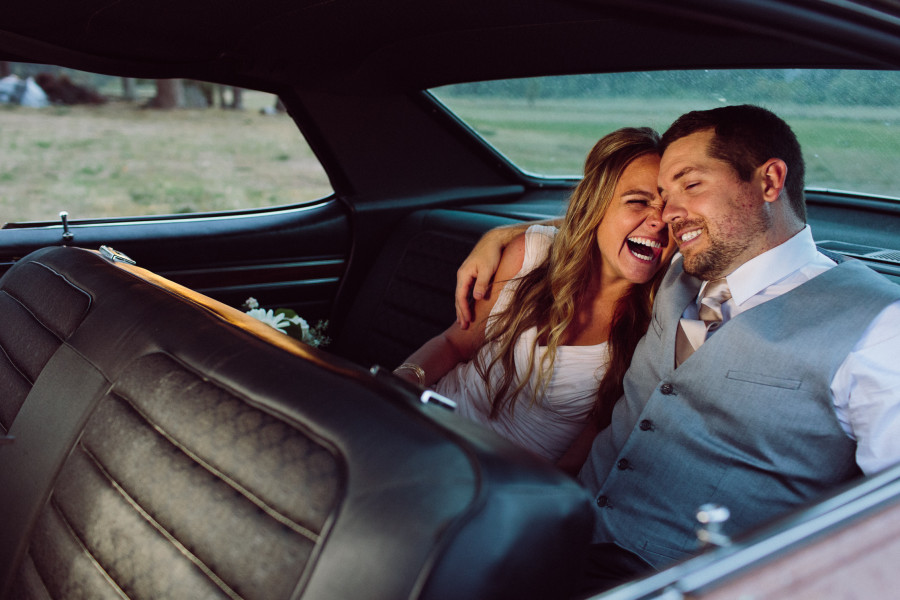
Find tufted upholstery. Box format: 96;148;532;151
0;245;592;600
0;260;91;435
333;209;519;368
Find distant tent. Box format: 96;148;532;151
0;74;49;107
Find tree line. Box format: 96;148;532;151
441;69;898;107
0;62;285;111
5;62;896;109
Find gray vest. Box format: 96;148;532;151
579;257;900;568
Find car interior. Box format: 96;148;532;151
1;1;900;599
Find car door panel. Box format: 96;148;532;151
0;199;351;321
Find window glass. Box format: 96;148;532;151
432;70;900;199
0;64;332;225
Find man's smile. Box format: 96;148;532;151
679;229;702;244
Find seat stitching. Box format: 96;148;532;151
0;340;33;386
47;496;132;600
28;260;94;320
111;392;321;543
77;443;246;600
0;290;65;345
22;550;56;600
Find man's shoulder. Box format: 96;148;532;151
800;259;900;321
828;258;900;295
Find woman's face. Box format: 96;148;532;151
595;153;673;286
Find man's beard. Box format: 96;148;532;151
678;211;771;281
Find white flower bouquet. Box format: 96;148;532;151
242;297;331;347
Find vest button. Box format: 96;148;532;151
596;495;610;508
639;419;653;431
660;383;674;395
617;458;631;470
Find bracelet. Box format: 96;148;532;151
394;362;426;385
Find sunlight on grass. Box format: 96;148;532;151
436;95;900;198
0;90;332;224
3;78;898;226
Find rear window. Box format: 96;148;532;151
0;65;332;225
431;69;900;199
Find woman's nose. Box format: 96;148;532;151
646;206;665;229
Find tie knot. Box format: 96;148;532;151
698;277;731;323
702;277;731;302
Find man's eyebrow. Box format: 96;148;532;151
658;166;702;194
671;166;698;181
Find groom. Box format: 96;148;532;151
454;105;900;591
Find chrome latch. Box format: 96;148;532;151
696;503;731;548
99;245;137;265
420;390;457;411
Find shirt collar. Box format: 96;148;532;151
700;225;818;306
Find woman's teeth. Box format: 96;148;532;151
626;237;661;261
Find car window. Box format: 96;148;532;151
431;69;900;199
0;64;332;225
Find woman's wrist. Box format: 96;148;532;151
393;362;426;385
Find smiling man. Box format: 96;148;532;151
578;104;900;592
659;107;806;281
454;105;900;594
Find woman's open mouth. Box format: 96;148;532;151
626;236;663;262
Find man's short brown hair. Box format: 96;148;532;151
660;105;806;222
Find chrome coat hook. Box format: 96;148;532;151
60;211;74;243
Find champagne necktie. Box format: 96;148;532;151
674;277;732;367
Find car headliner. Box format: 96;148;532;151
2;0;899;206
1;0;900;93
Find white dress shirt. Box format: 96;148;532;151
681;226;900;475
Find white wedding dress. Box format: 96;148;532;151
434;225;609;462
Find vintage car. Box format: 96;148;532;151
1;0;899;598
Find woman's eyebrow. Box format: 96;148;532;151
620;189;656;198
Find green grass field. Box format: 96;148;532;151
1;91;897;225
0;90;332;224
441;96;900;198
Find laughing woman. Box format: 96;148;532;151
394;128;674;465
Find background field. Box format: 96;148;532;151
1;76;898;226
0;89;332;225
439;95;900;198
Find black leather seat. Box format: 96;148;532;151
0;245;592;600
333;208;520;369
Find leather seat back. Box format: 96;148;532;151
0;246;592;600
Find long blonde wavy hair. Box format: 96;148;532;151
476;127;668;428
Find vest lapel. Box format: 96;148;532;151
660;258;701;370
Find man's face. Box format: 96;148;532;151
658;129;770;280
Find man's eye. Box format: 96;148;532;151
685;182;700;190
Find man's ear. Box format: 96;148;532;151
760;158;788;204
